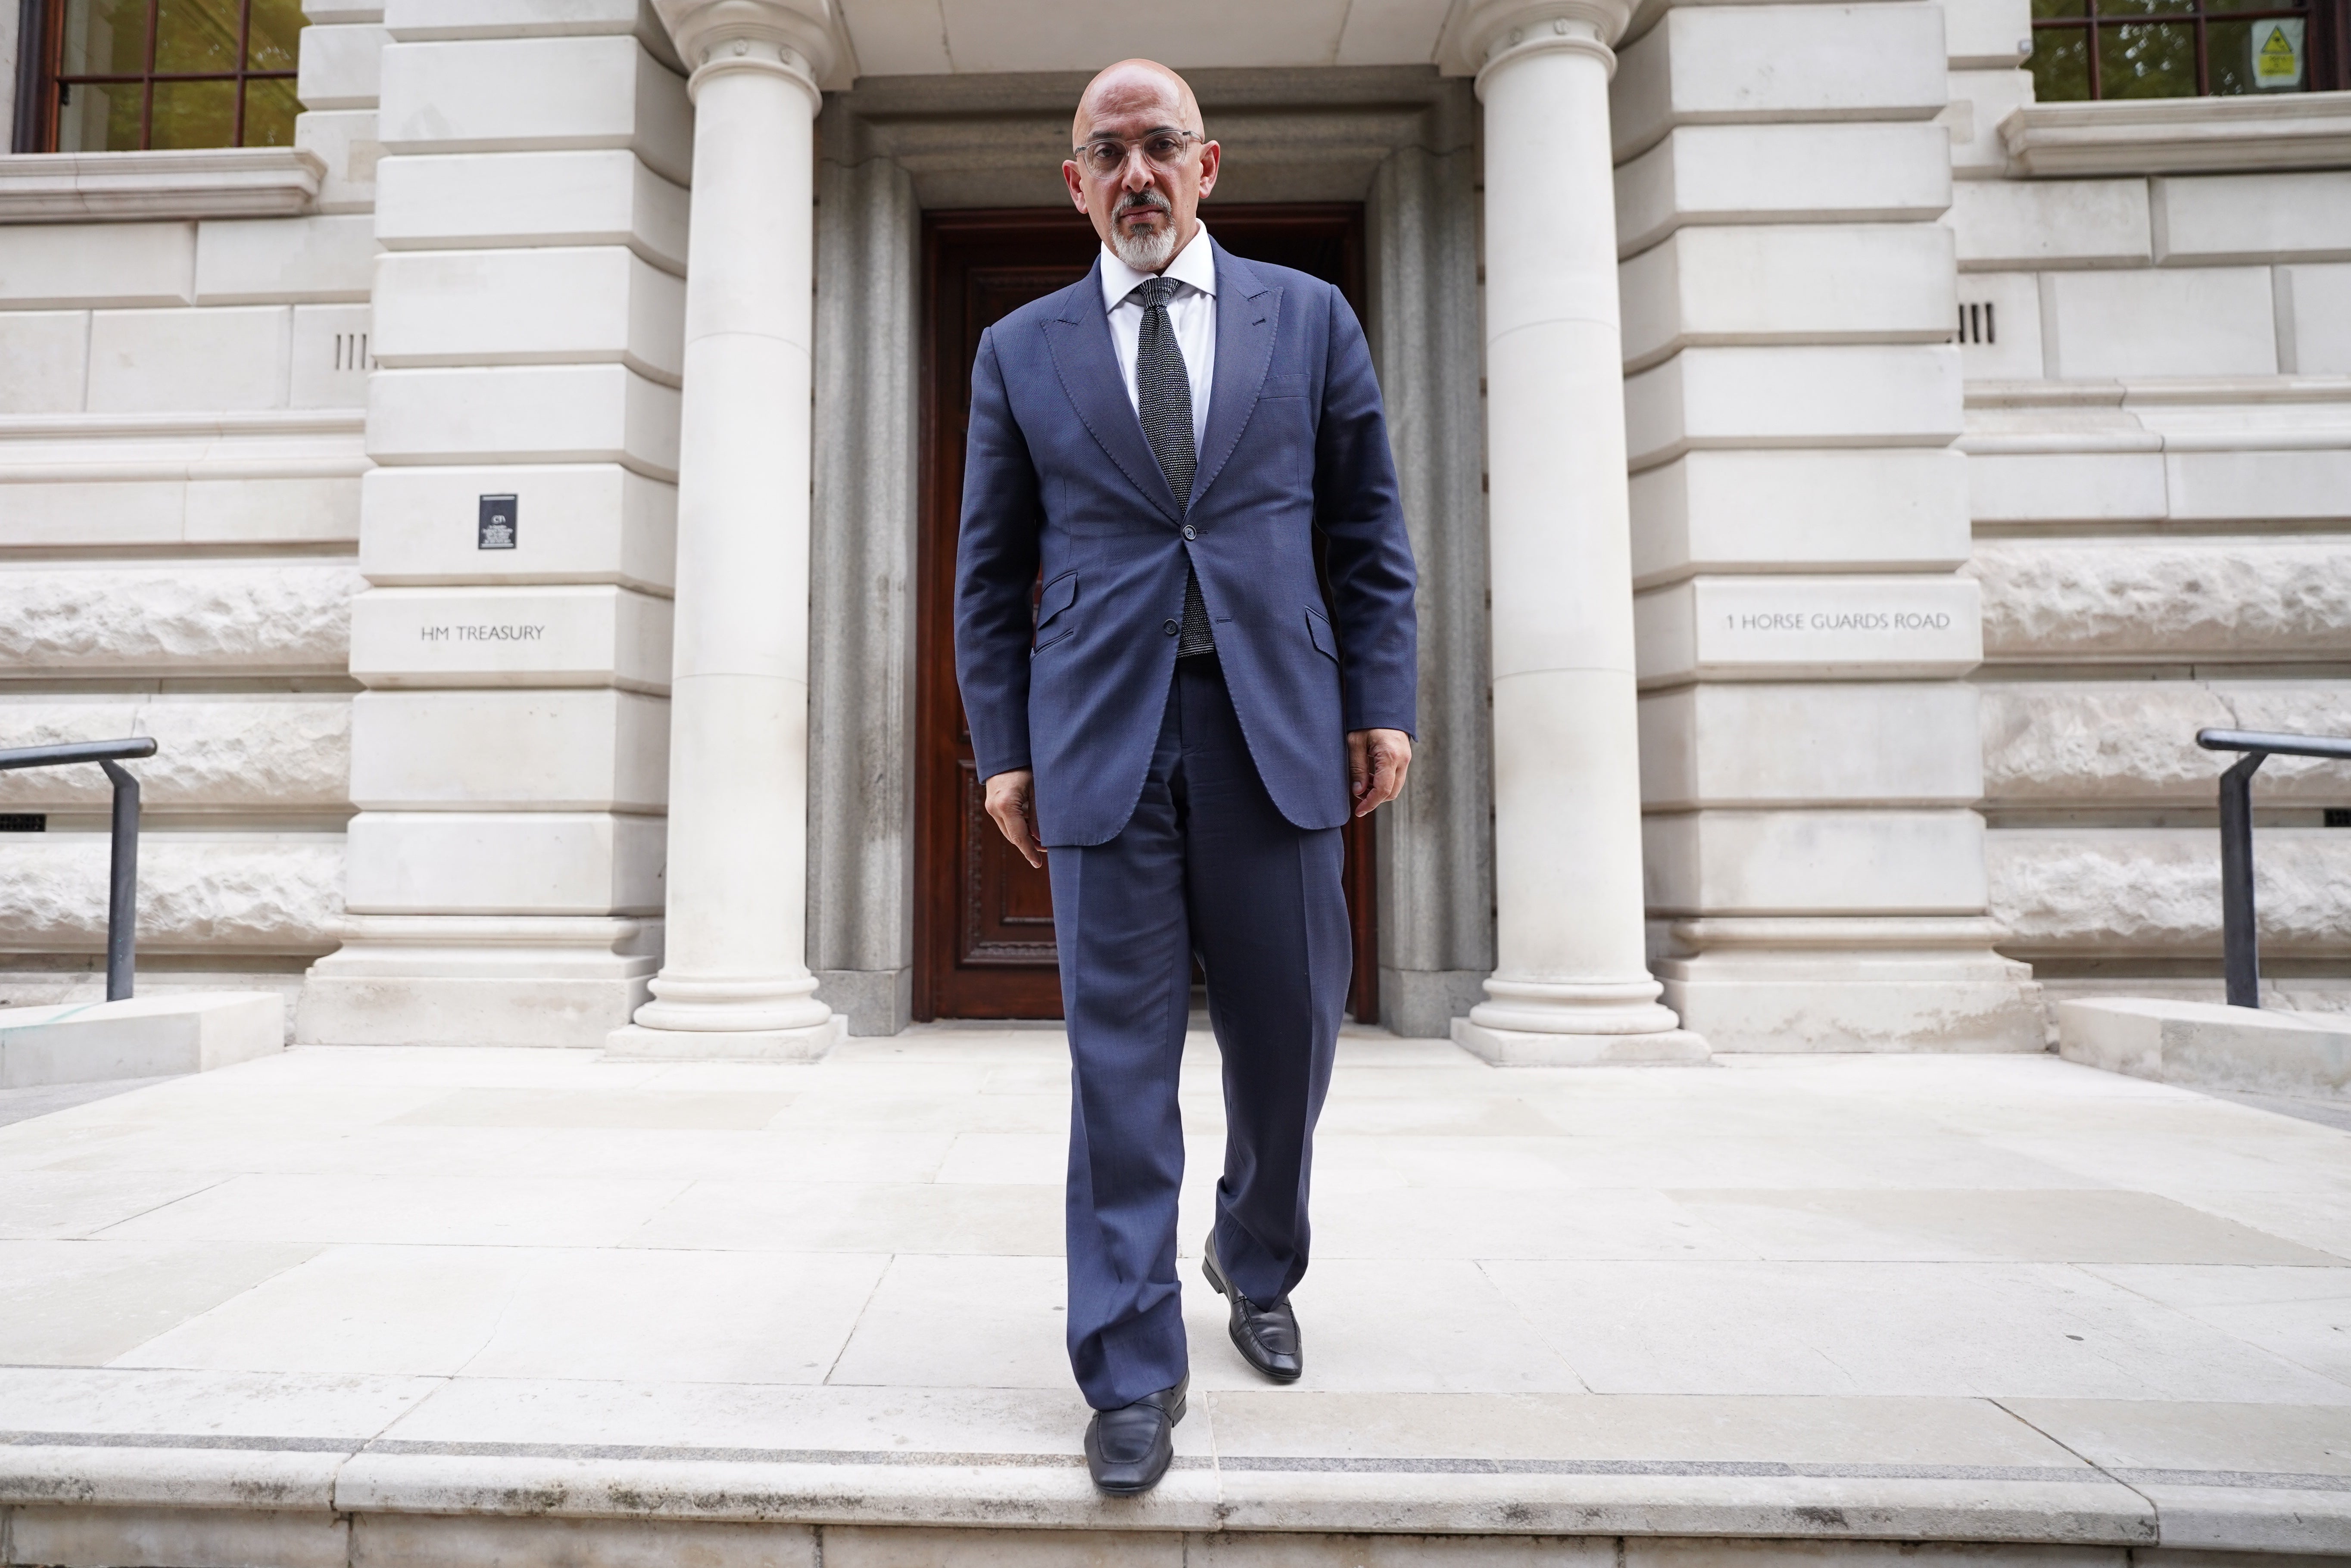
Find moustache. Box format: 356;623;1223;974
1114;192;1171;217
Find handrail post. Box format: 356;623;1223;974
98;759;140;1002
2217;750;2265;1009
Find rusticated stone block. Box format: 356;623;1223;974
0;698;352;809
1981;681;2351;805
1989;827;2351;955
0;836;343;952
0;563;365;675
1972;540;2351;662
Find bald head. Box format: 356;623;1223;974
1072;59;1202;146
1062;56;1221;274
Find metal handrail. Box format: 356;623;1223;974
0;737;157;1002
2194;728;2351;1009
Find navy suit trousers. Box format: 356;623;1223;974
1050;653;1350;1411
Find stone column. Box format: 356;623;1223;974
1451;0;1706;1065
609;0;845;1058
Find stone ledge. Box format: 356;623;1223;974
3;1451;2346;1566
1;1431;2342;1554
1999;91;2351;177
0;149;324;223
0;411;365;441
1964;374;2351;411
0;1437;2193;1545
2059;995;2351;1099
0;991;283;1088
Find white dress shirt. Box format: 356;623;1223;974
1099;221;1217;453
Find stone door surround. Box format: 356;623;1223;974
808;66;1491;1037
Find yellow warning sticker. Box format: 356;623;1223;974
2253;19;2304;89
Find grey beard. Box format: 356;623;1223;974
1109;211;1178;272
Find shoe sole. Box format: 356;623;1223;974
1201;1249;1303;1384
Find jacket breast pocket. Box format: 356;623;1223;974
1261;374;1309;400
1305;605;1339;664
1033;570;1079;653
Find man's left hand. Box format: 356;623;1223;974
1347;728;1412;818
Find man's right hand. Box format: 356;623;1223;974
985;768;1047;869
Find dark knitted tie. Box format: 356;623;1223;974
1134;277;1213;657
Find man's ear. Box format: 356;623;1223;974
1195;141;1220;201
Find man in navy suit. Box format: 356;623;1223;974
954;58;1418;1494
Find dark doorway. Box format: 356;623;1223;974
914;202;1378;1023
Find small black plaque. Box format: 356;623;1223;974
2327;808;2351;828
0;814;46;833
478;494;518;551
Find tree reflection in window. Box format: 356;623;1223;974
41;0;306;152
2028;0;2339;97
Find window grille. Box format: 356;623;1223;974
2029;0;2348;99
18;0;306;153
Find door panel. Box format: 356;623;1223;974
915;205;1377;1023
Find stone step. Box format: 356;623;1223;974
3;1369;2348;1565
2060;996;2351;1100
4;1430;2347;1565
0;990;283;1088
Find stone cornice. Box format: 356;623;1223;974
0;148;323;223
652;0;855;100
1999;90;2351;177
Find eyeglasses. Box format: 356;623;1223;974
1070;129;1205;177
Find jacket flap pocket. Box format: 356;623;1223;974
1261;374;1309;399
1305;606;1339;662
1036;571;1079;632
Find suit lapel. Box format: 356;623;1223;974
1191;241;1279;510
1039;258;1183;524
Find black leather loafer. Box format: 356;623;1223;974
1202;1234;1303;1382
1084;1376;1186;1494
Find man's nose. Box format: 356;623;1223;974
1118;153;1157;194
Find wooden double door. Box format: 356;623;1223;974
914;204;1379;1023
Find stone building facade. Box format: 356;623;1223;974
0;0;2345;1055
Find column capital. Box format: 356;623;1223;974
1449;0;1634;89
653;0;853;104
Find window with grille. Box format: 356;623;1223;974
20;0;307;153
2029;0;2348;98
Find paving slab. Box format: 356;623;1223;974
0;1039;2345;1555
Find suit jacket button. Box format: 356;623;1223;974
1182;524;1197;540
1162;619;1179;635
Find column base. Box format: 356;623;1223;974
1378;967;1493;1042
814;967;912;1037
298;918;661;1048
1452;1017;1712;1067
604;1014;845;1061
1655;918;2046;1052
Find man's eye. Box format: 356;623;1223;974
1144;135;1183;159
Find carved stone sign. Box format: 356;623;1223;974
1636;576;1983;686
418;624;548;642
1721;610;1956;633
349;587;673;693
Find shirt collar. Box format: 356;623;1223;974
1099;221;1217;312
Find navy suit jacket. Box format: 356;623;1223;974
954;240;1418;848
